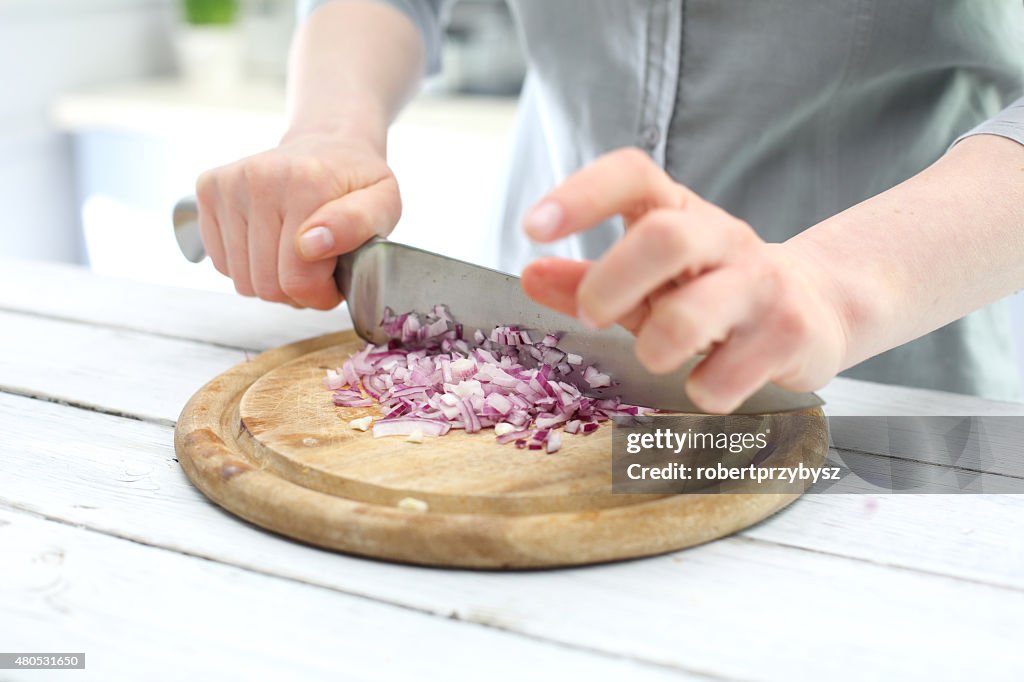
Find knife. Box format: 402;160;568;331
174;197;823;414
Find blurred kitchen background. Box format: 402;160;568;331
1;0;523;287
4;0;1024;386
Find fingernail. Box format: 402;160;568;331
577;304;599;330
298;226;334;259
523;200;564;240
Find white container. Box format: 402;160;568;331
174;23;244;93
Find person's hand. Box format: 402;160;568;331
520;147;850;413
196;132;400;309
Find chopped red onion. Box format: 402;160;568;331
326;305;651;450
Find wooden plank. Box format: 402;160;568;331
1;257;1021;416
0;257;341;351
0;309;248;424
0;509;687;682
2;393;1022;680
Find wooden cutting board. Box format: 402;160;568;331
175;330;827;568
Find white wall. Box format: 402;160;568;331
0;0;175;262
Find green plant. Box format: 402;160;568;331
183;0;240;26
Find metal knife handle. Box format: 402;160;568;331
172;196;205;263
171;195;376;298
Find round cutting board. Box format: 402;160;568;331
175;331;827;568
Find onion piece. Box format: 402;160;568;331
397;497;429;512
349;416;374;431
324;369;345;390
493;422;517;437
583;365;612;389
373;417;451;438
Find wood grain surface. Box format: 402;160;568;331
176;330;828;568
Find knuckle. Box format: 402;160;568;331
728;217;759;248
655;299;699;350
338;203;371;232
748;259;810;344
242;157;285;187
733;217;755;235
380;180;403;225
195;170;219;206
772;296;809;343
287;158;328;188
752;256;784;297
615;146;654;173
639;212;687;254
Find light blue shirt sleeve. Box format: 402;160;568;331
296;0;445;75
954;96;1024;147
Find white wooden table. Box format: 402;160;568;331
2;258;1022;682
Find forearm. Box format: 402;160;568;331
787;134;1024;370
284;0;427;152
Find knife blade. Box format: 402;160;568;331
336;238;823;414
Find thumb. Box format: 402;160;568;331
295;178;401;261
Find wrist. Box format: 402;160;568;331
776;236;873;372
783;221;901;371
282;98;389;155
